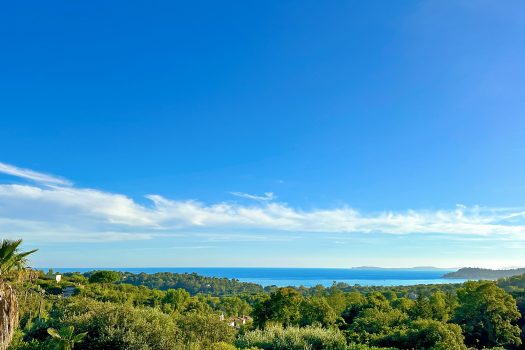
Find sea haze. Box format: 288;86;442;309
42;267;466;287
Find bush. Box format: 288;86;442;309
378;319;466;350
236;325;346;350
176;312;237;347
49;298;181;349
346;345;396;350
210;342;238;350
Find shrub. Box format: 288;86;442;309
176;312;237;347
49;298;181;349
378;319;466;350
236;325;346;350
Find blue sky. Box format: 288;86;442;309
1;1;525;268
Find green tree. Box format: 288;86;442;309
88;270;120;284
454;281;522;348
252;288;303;328
0;239;37;350
429;291;455;322
218;296;252;317
380;319;466;350
326;287;350;315
410;294;433;320
47;326;86;350
347;307;407;345
366;292;391;311
391;297;414;314
300;296;338;327
341;291;390;329
162;288;190;312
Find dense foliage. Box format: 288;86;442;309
236;325;347;350
111;271;265;296
87;271;120;284
444;268;525;280
5;268;525;350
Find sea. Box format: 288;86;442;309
41;267;466;287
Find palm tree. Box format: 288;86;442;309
0;239;37;277
47;326;87;350
0;239;37;350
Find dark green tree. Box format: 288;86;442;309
252;287;303;327
300;297;338;327
162;288;190;312
429;291;455;322
347;307;407;344
410;294;433;320
391;297;415;314
217;296;252;317
454;281;522;348
88;270;120;284
326;287;351;315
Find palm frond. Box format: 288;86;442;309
47;327;61;339
0;239;37;275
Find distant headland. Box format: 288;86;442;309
444;267;525;279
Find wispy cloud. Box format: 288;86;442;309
230;191;275;201
195;233;299;242
169;245;217;250
1;161;525;243
0;162;72;186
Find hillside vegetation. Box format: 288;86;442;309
3;241;525;349
3;268;525;349
444;267;525;280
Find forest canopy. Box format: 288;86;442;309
4;266;525;350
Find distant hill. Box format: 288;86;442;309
444;267;525;279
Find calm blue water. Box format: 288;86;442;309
41;267;465;287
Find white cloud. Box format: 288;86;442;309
0;162;72;186
1;162;525;243
230;191;275;201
